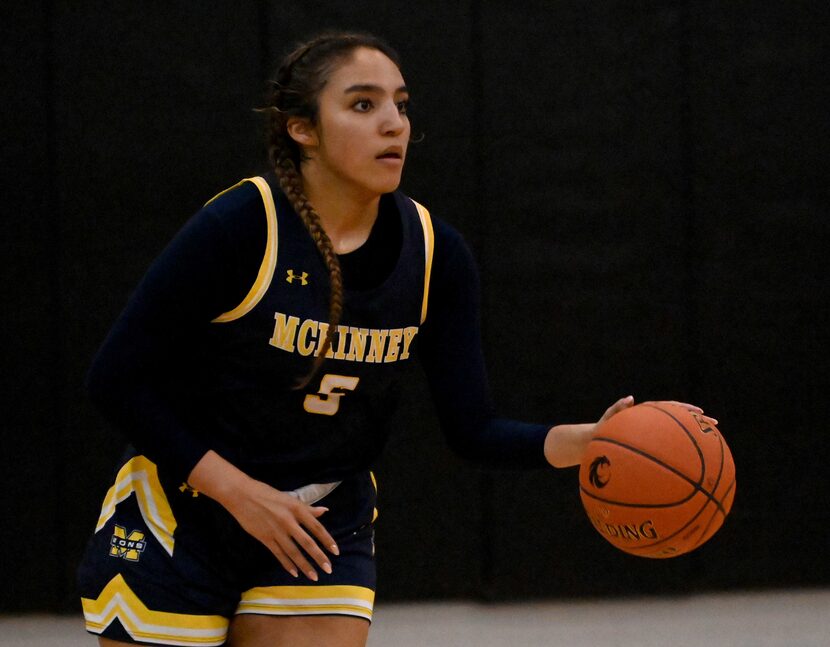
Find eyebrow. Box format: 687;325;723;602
343;84;409;95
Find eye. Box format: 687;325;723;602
353;98;373;112
397;99;409;115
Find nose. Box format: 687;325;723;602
380;101;407;136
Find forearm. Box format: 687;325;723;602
544;423;594;468
187;450;256;510
545;396;638;468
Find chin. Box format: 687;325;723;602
377;172;405;194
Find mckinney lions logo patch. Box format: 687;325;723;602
109;525;147;561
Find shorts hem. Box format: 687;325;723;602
236;583;374;622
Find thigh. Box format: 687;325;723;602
228;614;369;647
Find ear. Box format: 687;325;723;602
286;117;319;148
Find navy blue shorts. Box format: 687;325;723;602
77;449;377;646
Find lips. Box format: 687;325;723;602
376;146;403;160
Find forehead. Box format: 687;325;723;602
325;47;406;92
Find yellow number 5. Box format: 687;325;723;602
303;374;360;416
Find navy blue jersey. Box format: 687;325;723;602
196;176;432;486
87;175;551;486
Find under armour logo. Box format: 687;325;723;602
286;269;309;285
179;483;200;497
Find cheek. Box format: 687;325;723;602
322;121;369;163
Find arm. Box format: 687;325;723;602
86;201;244;481
544;396;634;467
418;222;652;469
87;183;336;578
418;222;551;468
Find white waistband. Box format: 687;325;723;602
286;481;342;505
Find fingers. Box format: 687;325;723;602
653;400;719;426
662;400;703;414
308;506;340;556
268;503;339;582
276;526;330;582
599;395;634;424
269;542;299;579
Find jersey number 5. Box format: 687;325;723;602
303;374;360;416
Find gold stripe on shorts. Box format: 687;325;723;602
82;574;228;645
237;585;375;621
95;455;177;556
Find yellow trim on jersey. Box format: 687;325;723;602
210;176;279;323
82;574;228;645
238;585;375;621
95;456;177;556
411;199;435;324
370;471;378;522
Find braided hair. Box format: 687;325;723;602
262;32;402;389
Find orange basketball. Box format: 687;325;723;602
579;402;736;558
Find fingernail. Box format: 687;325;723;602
307;570;318;582
290;569;298;578
330;544;340;556
322;562;332;574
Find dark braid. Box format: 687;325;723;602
261;32;401;389
275;150;343;390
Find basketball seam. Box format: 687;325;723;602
643;403;705;482
583;404;735;556
584;437;727;518
646;403;732;519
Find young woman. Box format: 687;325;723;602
78;32;707;647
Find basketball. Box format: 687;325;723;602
579;402;736;558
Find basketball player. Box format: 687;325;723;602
77;32;707;647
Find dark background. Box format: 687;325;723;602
2;1;828;613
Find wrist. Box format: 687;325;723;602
187;450;255;509
544;423;594;468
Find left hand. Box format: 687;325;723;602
544;397;717;468
639;400;718;427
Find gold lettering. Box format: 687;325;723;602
346;327;369;362
365;329;389;363
270;313;418;364
269;313;299;352
333;325;349;360
384;328;403;363
399;326;419;359
315;323;335;358
297;319;318;356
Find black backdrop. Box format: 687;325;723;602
2;1;828;613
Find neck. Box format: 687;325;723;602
300;164;381;254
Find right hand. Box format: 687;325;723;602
225;478;339;581
187;450;339;581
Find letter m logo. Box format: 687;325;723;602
109;525;147;562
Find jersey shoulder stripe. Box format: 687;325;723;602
409;198;434;324
209;176;279;323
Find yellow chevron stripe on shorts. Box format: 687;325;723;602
237;585;375;621
82;574;228;646
95;455;177;556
